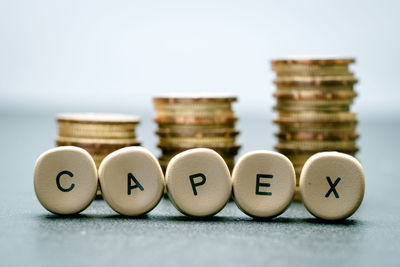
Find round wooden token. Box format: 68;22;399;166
232;151;296;218
98;147;164;216
33;146;98;215
165;148;232;217
300;152;365;220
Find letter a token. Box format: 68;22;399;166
99;147;164;216
165;148;232;217
300;152;365;221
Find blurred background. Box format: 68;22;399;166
1;0;399;154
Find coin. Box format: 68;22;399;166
57;113;140;124
154;93;240;175
58;123;137;139
271;58;359;201
156;128;239;138
271;58;355;65
275;132;359;141
274;90;357;100
276;120;358;134
158;136;237;146
272;64;351;76
274;100;354;112
55;113;141;198
275;111;357;122
274;77;357;86
155;116;238;124
154;93;237;104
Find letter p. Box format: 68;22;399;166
189;173;206;196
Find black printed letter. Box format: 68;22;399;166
56;170;75;192
256;174;273;196
127;173;144;195
189;173;206;196
325;176;341;198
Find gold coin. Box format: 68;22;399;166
57;113;140;124
158;140;239;149
275;132;359;141
276;139;358;149
271;58;355;66
56;136;140;145
274;90;357;100
155;109;235;119
159;136;237;146
153;93;237;104
274;76;357;86
276;84;355;92
155;116;238;124
58;123;137;139
274;100;353;112
276;98;354;105
275;111;357;123
157;122;236;130
154;101;233;110
274;106;351;113
293;187;301;202
271;64;351;76
156;128;239;138
276;121;357;134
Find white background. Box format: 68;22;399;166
1;0;399;117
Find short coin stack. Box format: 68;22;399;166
56;113;141;196
153;93;240;172
271;58;359;200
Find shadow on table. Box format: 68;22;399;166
38;213;361;226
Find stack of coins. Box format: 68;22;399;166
56;113;141;196
153;93;240;172
271;58;359;200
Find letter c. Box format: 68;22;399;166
56;170;75;192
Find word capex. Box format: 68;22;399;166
33;146;365;221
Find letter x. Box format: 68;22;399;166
325;176;341;198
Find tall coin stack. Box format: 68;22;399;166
271;58;359;200
56;113;141;196
153;93;240;172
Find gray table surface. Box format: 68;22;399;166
1;112;399;267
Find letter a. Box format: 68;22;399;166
127;173;144;195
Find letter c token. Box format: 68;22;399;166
33;146;98;215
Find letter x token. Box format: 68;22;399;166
300;152;365;221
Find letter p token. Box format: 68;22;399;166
166;148;232;217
